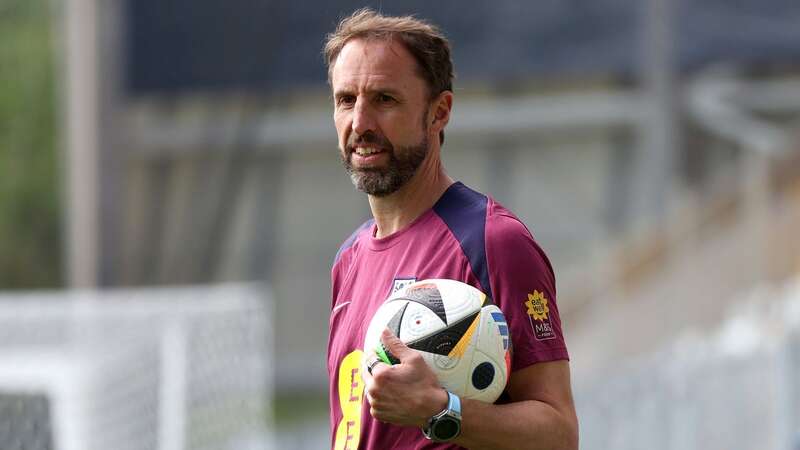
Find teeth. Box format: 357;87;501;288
355;147;379;156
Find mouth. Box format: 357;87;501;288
352;146;384;157
344;132;393;168
349;146;388;168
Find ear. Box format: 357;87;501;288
429;90;453;137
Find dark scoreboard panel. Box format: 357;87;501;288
124;0;800;94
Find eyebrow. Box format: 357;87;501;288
333;88;354;100
375;87;403;98
333;86;403;100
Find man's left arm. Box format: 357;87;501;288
364;330;578;450
455;359;578;450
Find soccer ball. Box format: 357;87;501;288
363;279;511;403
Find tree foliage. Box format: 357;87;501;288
0;0;62;288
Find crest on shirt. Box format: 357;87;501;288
390;277;417;295
525;290;556;341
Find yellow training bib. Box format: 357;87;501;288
334;350;365;450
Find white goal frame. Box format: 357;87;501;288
0;283;273;450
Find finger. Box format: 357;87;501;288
362;352;376;372
361;353;371;380
365;384;378;406
370;406;383;422
365;383;389;410
366;355;386;376
379;328;415;363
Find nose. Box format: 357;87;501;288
351;98;376;137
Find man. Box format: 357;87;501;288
326;8;578;450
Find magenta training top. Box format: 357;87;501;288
328;182;569;450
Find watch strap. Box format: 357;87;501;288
423;390;462;442
446;391;461;416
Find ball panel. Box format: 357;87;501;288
363;300;408;359
464;350;507;402
434;279;483;324
407;311;479;356
386;302;409;337
476;305;508;357
399;282;447;324
471;362;495;390
448;313;480;359
424;349;471;397
399;302;445;342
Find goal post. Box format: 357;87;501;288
0;283;273;450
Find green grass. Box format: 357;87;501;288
273;390;328;426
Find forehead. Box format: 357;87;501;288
331;38;426;91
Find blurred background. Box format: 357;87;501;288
2;0;800;448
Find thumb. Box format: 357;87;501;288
379;328;415;364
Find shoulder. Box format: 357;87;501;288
485;199;555;284
432;182;488;233
432;182;534;245
485;202;538;252
431;182;491;291
333;218;374;267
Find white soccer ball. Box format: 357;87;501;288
363;279;511;403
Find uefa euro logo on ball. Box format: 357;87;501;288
363;279;512;403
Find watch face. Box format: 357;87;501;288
434;417;460;440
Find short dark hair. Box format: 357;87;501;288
324;8;454;144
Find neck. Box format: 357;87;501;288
368;156;454;239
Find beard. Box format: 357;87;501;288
340;129;430;197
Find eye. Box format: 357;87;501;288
377;93;395;104
337;95;356;108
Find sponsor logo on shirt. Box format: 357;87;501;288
390;277;416;295
525;290;556;341
334;350;364;450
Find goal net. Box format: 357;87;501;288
0;283;273;450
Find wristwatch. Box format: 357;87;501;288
423;390;462;442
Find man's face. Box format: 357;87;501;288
331;38;432;196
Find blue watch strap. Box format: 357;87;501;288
423;390;463;442
447;391;461;416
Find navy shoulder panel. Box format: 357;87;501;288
333;218;374;266
432;182;492;301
